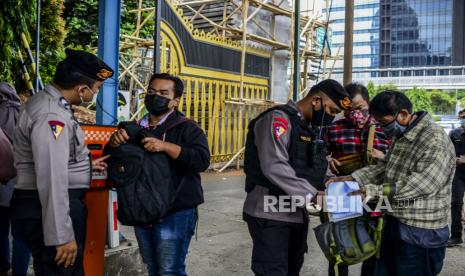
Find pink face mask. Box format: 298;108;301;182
345;109;370;127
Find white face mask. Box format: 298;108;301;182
80;86;97;106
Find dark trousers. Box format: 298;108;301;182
451;171;465;239
0;206;31;276
244;213;308;276
374;216;445;276
328;256;377;276
10;190;87;276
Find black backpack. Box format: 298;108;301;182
107;117;189;226
107;143;173;226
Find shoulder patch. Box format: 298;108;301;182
273;116;288;139
48;121;65;140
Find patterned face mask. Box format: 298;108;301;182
344;109;370;127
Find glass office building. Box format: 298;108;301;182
379;0;453;75
322;0;465;78
323;0;380;78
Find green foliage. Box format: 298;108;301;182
429;90;456;114
404;87;433;113
38;0;67;84
431;114;441;121
63;0;99;48
365;82;458;114
0;0;65;89
366;81;376;99
64;0;155;48
457;89;465;99
2;0;156;90
120;1;155;38
0;0;36;85
366;81;398;100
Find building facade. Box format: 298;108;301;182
323;0;380;78
323;0;465;86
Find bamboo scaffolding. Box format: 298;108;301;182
119;0;336;166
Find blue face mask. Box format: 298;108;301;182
460;119;465;127
381;114;407;139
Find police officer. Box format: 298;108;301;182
11;49;113;275
243;79;351;276
448;109;465;246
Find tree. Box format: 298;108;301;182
64;0;155;48
63;0;99;48
405;87;433;113
430;90;456;115
366;81;376;99
0;0;66;88
366;81;399;99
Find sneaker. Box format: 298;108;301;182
447;237;463;247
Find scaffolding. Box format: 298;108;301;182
118;0;337;166
119;0;335;99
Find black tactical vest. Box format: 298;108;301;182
244;104;328;195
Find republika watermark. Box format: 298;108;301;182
263;194;395;213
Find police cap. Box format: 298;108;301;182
310;79;352;110
63;48;114;81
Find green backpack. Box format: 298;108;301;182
314;215;384;276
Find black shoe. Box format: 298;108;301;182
447;237;463;247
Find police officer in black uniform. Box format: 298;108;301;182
12;49;113;275
243;79;351;276
448;109;465;246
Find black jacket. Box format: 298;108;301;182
106;110;210;214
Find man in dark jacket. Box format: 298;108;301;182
448;109;465;246
107;73;210;276
0;83;31;276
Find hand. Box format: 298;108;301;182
325;176;354;187
348;189;366;201
328;156;341;174
311;191;326;204
371;148;385;160
108;129;129;148
55;240;78;268
92;155;110;172
142;137;166;153
457;157;465;166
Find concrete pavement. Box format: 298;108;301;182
111;171;465;276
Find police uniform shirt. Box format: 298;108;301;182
243;100;316;223
14;84;90;246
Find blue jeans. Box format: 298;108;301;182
0;206;31;276
134;208;197;276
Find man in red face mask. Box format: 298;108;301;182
326;83;392;176
324;83;392;276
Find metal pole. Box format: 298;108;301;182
237;0;249;170
293;0;300;101
154;0;162;74
343;0;354;85
97;0;121;126
35;0;41;92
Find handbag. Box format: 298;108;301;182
0;128;16;184
335;124;376;175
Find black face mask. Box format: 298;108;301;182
311;100;335;127
145;94;171;116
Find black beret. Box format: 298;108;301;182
309;79;352;110
63;48;114;81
